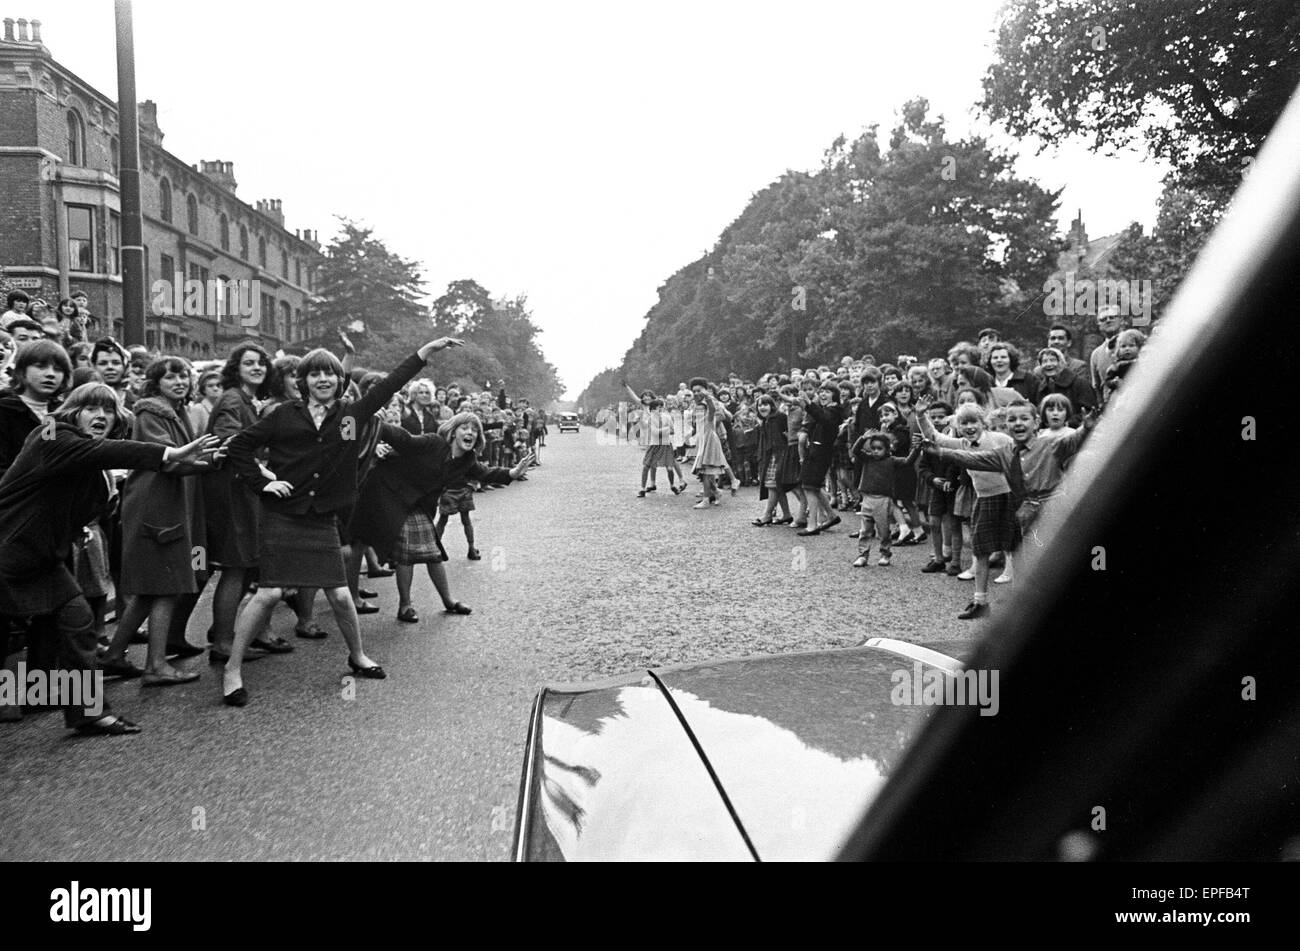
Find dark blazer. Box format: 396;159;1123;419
998;370;1042;406
853;392;889;438
349;424;515;561
201;387;262;567
1038;367;1097;425
0;393;42;478
0;425;164;615
227;352;427;517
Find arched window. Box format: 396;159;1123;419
110;136;120;177
258;236;267;268
219;214;230;251
279;301;292;341
186;194;199;236
159;177;173;223
281;248;289;279
239;225;249;259
65;110;84;166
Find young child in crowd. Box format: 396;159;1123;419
849;431;922;567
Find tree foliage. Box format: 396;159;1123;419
981;0;1300;193
583;98;1061;398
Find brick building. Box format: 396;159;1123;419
0;16;321;356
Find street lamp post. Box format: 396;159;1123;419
114;0;145;347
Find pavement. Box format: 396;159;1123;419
0;426;994;861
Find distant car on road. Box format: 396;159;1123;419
556;412;580;433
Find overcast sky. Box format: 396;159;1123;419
23;0;1166;397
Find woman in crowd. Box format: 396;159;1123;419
403;379;442;435
220;336;465;707
688;378;733;509
202;343;282;663
101;357;215;685
0;382;216;734
187;369;223;438
790;383;843;535
751;394;794;526
986;342;1041;406
353;411;533;623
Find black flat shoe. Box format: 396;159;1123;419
75;715;141;736
222;687;248;707
347;658;387;680
823;516;842;530
467;548;482;561
751;517;774;526
250;636;294;654
358;588;378;599
397;606;419;623
775;516;794;525
796;525;823;537
164;642;205;660
295;623;328;640
443;602;472;615
356;602;380;615
365;568;395;578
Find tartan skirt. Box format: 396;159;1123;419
969;492;1022;556
393;509;448;565
642;444;676;468
259;510;347;588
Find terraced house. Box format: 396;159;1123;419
0;15;322;355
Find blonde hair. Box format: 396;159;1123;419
439;411;486;454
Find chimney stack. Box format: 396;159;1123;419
199;159;238;193
3;19;14;42
16;18;28;41
137;100;163;146
30;18;40;43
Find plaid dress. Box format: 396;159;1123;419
393;509;446;564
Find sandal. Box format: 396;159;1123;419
75;715;142;736
751;517;773;526
443;602;472;615
397;606;419;623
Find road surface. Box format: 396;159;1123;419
0;426;987;860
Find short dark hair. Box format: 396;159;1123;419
267;355;301;402
866;433;892;451
219;343;272;397
1048;323;1073;342
6;290;30;310
687;377;711;391
984;342;1022;372
142;356;193;398
978;327;1000;339
6;318;42;334
298;347;347;401
926;400;953;415
9;339;73;396
91;337;128;366
860;366;882;384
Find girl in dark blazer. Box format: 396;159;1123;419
220;337;465;707
0;383;215;734
351;411;531;623
202;344;274;662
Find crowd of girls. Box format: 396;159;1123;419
0;322;541;735
615;314;1148;620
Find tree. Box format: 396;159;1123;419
309;218;430;365
982;0;1300;194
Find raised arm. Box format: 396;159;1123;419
935;445;1008;473
350;337;464;422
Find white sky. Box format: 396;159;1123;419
20;0;1167;396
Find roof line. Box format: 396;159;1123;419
645;669;762;862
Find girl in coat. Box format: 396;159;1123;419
220;337;465;707
101;358;217;685
202;344;275;662
750;395;794;525
352;412;532;623
0;383;216;734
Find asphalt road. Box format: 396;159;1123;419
0;426;990;861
